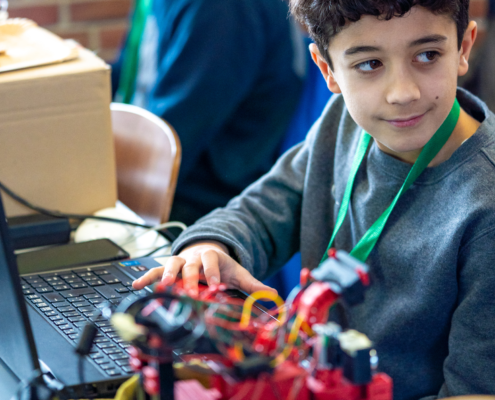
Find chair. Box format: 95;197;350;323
110;102;181;225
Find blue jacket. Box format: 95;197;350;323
113;0;304;225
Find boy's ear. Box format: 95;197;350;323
309;43;342;94
458;20;477;77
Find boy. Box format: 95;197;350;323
134;0;495;398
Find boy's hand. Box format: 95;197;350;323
132;240;275;295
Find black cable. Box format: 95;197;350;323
77;356;87;399
0;180;178;243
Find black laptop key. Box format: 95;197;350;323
61;273;77;280
68;334;79;340
90;352;105;359
26;294;39;299
76;271;96;278
72;300;90;308
94;358;111;365
53;284;70;291
104;365;122;374
116;359;129;367
67;296;85;303
36;287;53;294
64;329;78;336
42;293;65;303
83;311;99;318
78;306;96;313
62;311;79;317
94;285;123;300
40;307;53;313
89;280;105;287
32;298;43;304
57;306;74;312
49;315;63;321
70;283;88;289
103;348;122;355
89;316;106;322
31;282;50;288
101;274;121;284
59;324;73;330
35;302;48;308
109;353;127;361
74;321;89;328
92;268;110;275
43;276;63;283
24;278;43;285
61;288;95;298
65;277;83;283
97;343;117;350
68;316;86;323
121;366;134;374
94;338;110;344
53;319;68;326
22;289;34;295
22;274;40;280
52;301;71;308
84;293;102;300
44;311;57;317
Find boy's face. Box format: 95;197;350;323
311;6;477;163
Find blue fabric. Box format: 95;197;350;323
113;0;304;226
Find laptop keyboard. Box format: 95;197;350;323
21;263;148;377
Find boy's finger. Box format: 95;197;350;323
201;250;221;286
182;259;202;295
161;256;186;285
233;266;278;295
132;267;165;289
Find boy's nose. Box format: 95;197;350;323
385;68;420;106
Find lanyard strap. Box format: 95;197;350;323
115;0;153;104
321;99;461;264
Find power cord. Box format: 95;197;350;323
0;180;179;242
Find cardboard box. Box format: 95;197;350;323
0;46;117;216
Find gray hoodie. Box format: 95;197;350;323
172;88;495;400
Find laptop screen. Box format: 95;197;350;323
0;192;40;380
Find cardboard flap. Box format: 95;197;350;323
0;18;79;73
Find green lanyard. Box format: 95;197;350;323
115;0;153;104
321;99;461;264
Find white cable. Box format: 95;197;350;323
119;220;188;247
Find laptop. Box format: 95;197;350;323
0;191;166;398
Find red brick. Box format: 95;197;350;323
469;0;488;18
56;31;90;48
8;5;58;27
100;26;127;49
70;0;132;22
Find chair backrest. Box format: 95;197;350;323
110;102;181;225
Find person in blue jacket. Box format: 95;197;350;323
112;0;305;226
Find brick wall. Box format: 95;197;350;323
5;0;490;63
7;0;133;63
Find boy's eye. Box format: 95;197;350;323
355;59;383;72
415;51;439;63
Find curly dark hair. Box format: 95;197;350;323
290;0;470;69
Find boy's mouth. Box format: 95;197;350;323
386;112;426;128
